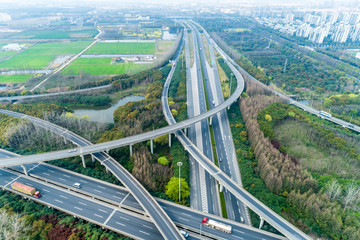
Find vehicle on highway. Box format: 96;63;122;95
180;230;189;238
68;149;77;153
202;217;232;233
348;124;355;128
73;183;82;189
11;181;41;198
319;110;332;118
212;100;215;105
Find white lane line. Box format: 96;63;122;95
55;199;63;204
43;173;50;176
63;174;71;178
233;236;244;239
112;195;122;200
98;209;107;213
142;225;153;230
119;216;129;221
119;192;130;205
58;178;66;181
97;185;106;189
115;221;125;226
233;229;245;234
59;195;68;199
179;217;189;222
78;202;87;206
94;214;103;218
74;206;83;211
103;209;117;225
94;189;102;193
139;230;150;236
48;170;55;173
182;212;191;217
79;180;88;183
116;191;125;195
42;189;50;192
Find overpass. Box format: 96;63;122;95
0;20;344;239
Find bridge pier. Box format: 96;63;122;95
91;155;95;163
259;217;265;229
129;144;133;156
21;165;29;176
184;128;187;135
169;133;172;147
81;155;86;168
106;148;109;154
63;137;67;144
150;139;154;154
209;116;213;125
219;184;223;192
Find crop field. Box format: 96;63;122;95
0;74;33;83
63;58;152;75
0;41;91;70
86;42;155;54
157;41;174;54
9;29;98;39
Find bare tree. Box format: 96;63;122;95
326;179;342;201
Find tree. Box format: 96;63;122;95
158;156;169;165
171;109;178;117
165;177;190;203
154;134;168;145
265;114;272;122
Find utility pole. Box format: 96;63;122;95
177;162;183;202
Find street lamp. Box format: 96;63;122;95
177;162;183;202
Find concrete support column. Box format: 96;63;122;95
168;133;171;147
21;165;29;176
219;184;223;192
150;139;154;154
106;149;109;154
209;116;213;125
129;144;133;156
228;105;230;110
63;137;67;144
106;168;109;174
259;217;265;229
91;155;95;163
81;155;86;168
184;128;187;135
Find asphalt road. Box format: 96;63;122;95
0;149;285;240
188;21;249;224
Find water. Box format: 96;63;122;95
0;69;51;75
73;95;145;123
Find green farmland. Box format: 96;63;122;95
86;42;155;54
0;41;91;70
63;58;152;75
9;29;98;39
0;74;33;83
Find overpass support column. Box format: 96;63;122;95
129;144;133;156
21;165;29;176
219;184;223;192
184;128;187;135
259;217;265;229
168;133;171;147
106;149;109;154
150;139;154;154
91;155;95;163
63;137;67;144
81;155;86;168
209;116;213;125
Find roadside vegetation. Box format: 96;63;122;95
86;42;155;55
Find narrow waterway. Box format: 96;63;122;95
73;95;145;123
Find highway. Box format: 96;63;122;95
0;84;111;102
0;115;183;239
0;149;285;240
0;22;315;239
188;20;249;224
183;21;221;215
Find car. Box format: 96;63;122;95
68;149;77;153
212;100;215;105
73;183;82;189
179;230;189;238
348;124;355;128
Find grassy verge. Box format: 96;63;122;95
201;33;211;65
189;32;194;67
86;42;155;55
219;191;228;219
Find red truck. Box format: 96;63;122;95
11;182;41;198
202;217;232;233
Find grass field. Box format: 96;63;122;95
0;74;33;83
86;42;155;55
63;58;152;75
157;41;174;54
0;41;91;70
9;29;98;39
